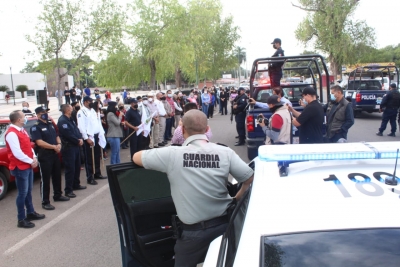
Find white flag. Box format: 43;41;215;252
137;111;155;137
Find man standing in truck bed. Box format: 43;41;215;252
269;38;285;87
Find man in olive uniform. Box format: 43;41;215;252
233;87;248;146
269;38;285;87
133;110;254;267
57;104;86;198
30;107;70;210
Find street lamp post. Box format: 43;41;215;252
10;67;15;105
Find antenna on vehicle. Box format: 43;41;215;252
385;148;399;186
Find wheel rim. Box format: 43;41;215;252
0;179;3;195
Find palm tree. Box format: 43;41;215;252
236;46;246;83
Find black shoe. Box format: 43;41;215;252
158;143;165;147
26;211;45;221
376;132;383;136
234;142;245;146
121;146;128;149
235;136;239;139
166;138;172;141
279;166;288;177
18;219;35;228
65;192;76;198
388;132;396;137
88;179;98;185
73;185;87;190
94;175;107;180
54;196;70;202
42;203;55;210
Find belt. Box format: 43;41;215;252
181;215;228;231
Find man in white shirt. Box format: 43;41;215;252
5;111;45;228
146;93;159;148
77;96;107;185
154;92;167;147
76;87;82;103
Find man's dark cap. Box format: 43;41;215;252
136;96;142;100
35;106;46;114
130;98;138;104
71;101;78;106
266;95;281;105
301;87;317;96
108;101;117;107
271;38;281;44
83;96;93;102
390;83;397;89
238;87;245;92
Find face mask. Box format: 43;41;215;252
89;102;94;109
143;100;149;105
40;113;48;121
119;106;124;110
273;44;276;49
23;107;28;111
133;104;138;109
161;97;166;101
100;114;104;118
302;99;308;106
168;94;172;98
23;116;28;125
75;106;80;111
330;94;336;101
148;98;153;103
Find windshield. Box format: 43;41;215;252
262;228;400;267
256;87;303;103
0;119;38;147
347;80;382;90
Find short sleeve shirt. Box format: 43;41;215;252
142;134;254;224
30;120;58;145
125;108;141;131
297;100;324;144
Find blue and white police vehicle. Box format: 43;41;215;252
203;142;400;267
107;142;400;267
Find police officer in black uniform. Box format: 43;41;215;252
269;38;285;87
124;98;142;158
233;87;248;146
57;104;86;198
30;107;70;210
377;83;400;136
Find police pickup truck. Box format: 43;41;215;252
344;65;399;117
246;54;330;160
106;142;400;267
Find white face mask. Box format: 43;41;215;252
100;114;104;118
168;94;172;98
148;98;153;103
23;107;28;111
143;100;149;105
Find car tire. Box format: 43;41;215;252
247;146;258;161
0;172;8;201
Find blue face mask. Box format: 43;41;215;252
302;99;308;106
330;93;336;101
23;116;28;125
40;113;48;121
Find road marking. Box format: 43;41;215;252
4;184;109;256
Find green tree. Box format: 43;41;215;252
293;0;375;77
0;85;9;92
27;0;124;105
16;85;29;98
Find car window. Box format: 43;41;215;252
256;89;273;102
348;80;382;90
262;228;400;267
0;123;9;147
114;168;171;203
283;87;303;102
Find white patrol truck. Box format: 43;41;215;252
203;142;400;267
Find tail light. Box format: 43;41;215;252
356;93;361;102
246;115;254;132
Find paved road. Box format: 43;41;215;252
0;98;398;266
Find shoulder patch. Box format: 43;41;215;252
31;126;36;131
62;124;68;129
78;114;81;118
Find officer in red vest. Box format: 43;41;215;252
5;110;45;228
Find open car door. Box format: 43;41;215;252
107;162;177;267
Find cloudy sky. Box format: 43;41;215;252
0;0;398;75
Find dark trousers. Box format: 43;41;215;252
121;126;129;148
379;109;398;133
174;223;227;267
208;104;214;118
38;150;62;204
65;96;70;104
129;132;139;159
270;71;282;87
138;134;150;151
220;101;228;115
62;146;81;193
83;134;102;181
235;113;246;142
165;118;172;139
329;131;347;143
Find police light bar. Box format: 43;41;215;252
258;142;400;161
